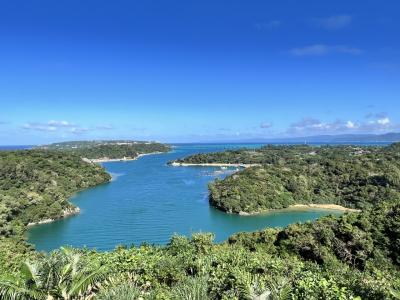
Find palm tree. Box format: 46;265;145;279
0;247;108;300
0;273;45;300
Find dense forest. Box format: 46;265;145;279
1;200;400;299
174;144;400;214
0;150;111;279
38;140;171;160
1;144;400;299
0;150;111;234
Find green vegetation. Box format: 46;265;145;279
174;144;400;213
0;150;111;272
1;200;400;299
1;143;400;299
0;150;111;232
39;140;171;160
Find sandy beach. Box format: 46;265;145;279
289;204;360;212
84;151;165;163
236;203;360;216
170;162;261;168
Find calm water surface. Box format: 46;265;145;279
28;144;344;251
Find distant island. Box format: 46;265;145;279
171;143;400;214
37;140;171;162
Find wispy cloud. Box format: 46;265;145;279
260;122;273;129
95;124;114;130
22;120;114;135
365;112;388;119
290;44;362;56
23;120;75;132
217;127;231;132
47;120;74;127
70;127;90;135
314;15;352;30
254;20;282;30
288;118;333;133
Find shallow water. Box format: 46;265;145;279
28;144;343;251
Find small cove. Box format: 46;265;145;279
28;144;343;251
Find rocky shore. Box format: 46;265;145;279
27;207;81;226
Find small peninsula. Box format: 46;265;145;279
38;140;171;162
171;143;400;214
0;149;111;234
0;140;171;270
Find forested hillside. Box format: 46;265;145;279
1;200;399;299
0;150;111;271
174;144;400;214
39;140;171;160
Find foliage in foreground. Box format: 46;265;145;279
1;199;400;299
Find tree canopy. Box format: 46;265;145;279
1;143;400;299
174;144;400;213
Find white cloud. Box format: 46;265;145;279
23;120;75;132
345;121;356;129
314;15;352;30
287;115;397;135
22;120;113;135
70;127;90;135
290;44;362;56
377;117;390;125
48;120;74;127
289;118;333;132
260;122;273;129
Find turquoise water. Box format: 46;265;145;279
28;144;342;251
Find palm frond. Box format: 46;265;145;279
264;277;292;300
0;278;45;300
68;267;108;297
60;247;82;279
20;261;41;287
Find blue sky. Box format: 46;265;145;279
0;0;399;144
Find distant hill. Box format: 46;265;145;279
36;140;171;160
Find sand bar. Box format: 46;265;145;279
170;162;260;168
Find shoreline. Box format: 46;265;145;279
170;162;261;168
83;151;165;163
27;207;80;227
289;204;360;212
237;203;360;216
29;152;166;227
